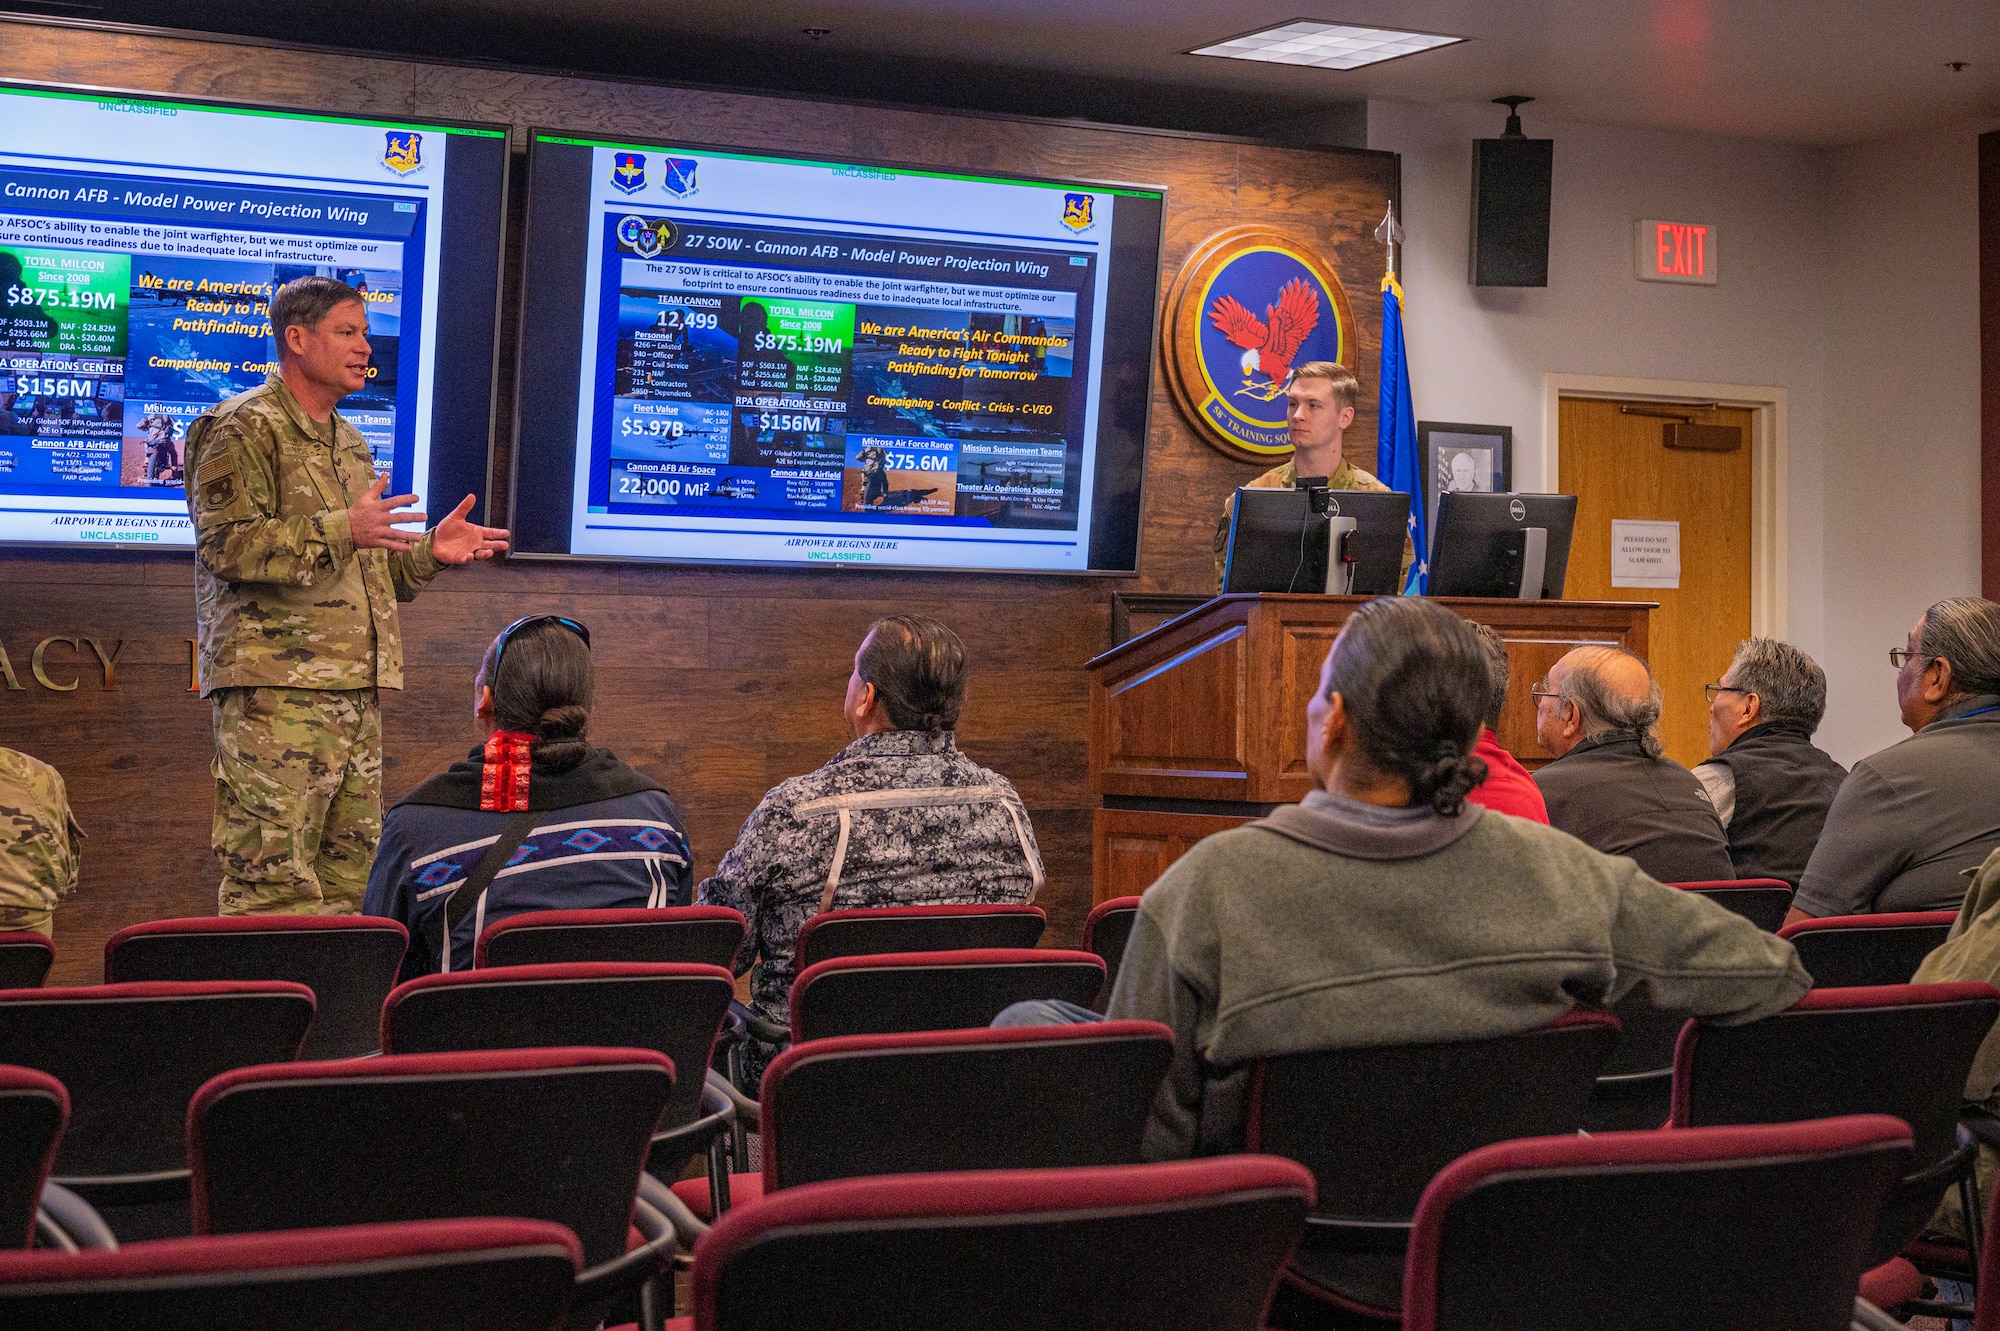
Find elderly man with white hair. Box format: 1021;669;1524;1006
1532;645;1733;884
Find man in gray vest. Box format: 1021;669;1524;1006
1694;639;1847;886
1792;597;2000;922
1533;646;1734;884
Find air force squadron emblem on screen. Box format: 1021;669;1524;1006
612;152;647;194
1061;192;1094;233
1208;277;1320;402
382;131;422;175
664;158;699;198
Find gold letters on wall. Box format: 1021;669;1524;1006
0;638;130;691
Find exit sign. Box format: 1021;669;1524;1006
1636;219;1718;285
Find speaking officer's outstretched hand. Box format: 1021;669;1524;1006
430;493;511;564
347;473;427;552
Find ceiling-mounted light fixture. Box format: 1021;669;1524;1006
1190;20;1464;71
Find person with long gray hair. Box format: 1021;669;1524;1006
1532;644;1733;884
1793;597;2000;920
1693;638;1847;886
699;614;1043;1083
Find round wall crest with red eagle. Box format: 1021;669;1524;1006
1162;226;1360;464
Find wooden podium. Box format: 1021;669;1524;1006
1085;594;1654;902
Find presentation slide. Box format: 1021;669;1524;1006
0;84;508;548
512;134;1163;573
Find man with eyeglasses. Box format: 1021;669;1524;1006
1791;597;2000;924
1530;645;1733;884
187;275;509;916
1691;639;1847;887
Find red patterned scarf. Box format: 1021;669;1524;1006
480;730;536;811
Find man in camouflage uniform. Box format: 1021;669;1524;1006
186;276;508;916
1213;360;1412;588
0;746;82;938
699;615;1043;1077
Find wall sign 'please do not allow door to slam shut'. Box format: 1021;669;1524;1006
1635;220;1717;285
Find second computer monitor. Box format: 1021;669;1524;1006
1426;492;1579;600
1222;487;1411;596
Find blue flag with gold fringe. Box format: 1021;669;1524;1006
1377;273;1425;594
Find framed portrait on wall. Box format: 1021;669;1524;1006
1418;421;1512;534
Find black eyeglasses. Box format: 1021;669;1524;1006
1703;683;1751;702
1889;648;1926;669
1529;679;1560;703
493;615;590;674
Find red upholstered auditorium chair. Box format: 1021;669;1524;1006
0;981;314;1236
666;1020;1173;1223
1777;910;1960;988
477;905;746;971
1248;1010;1620;1326
1670;982;2000;1316
1082;895;1141;1007
1671;878;1796;932
0;1065;64;1250
1585;879;1825;1131
0;1217;583;1331
1403;1117;1913;1331
787;948;1105;1043
0;934;53;990
794;902;1047;969
380;962;737;1192
104;915;408;1060
189;1046;678;1331
680;1158;1313;1331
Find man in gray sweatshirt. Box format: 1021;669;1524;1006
1101;598;1810;1161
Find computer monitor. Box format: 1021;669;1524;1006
1222;487;1411;596
1426;492;1578;600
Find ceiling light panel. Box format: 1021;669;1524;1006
1191;21;1464;71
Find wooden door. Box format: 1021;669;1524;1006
1558;398;1753;768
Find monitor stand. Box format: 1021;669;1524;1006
1515;526;1548;600
1326;516;1358;594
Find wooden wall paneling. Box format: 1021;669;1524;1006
1982;130;2000;603
1092;808;1254;905
0;20;1397;981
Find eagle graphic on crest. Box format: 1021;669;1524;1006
1207;277;1321;401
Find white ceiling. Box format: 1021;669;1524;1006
14;0;2000;144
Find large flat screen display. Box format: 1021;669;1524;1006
511;132;1164;573
0;83;509;548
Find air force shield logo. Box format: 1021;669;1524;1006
1162;226;1358;462
1061;192;1095;233
612;153;647;194
663;158;699;198
382;131;422;176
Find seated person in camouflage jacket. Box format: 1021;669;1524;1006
0;745;83;938
698;614;1044;1073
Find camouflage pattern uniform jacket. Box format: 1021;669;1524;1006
697;728;1044;1030
1213;456;1409;589
185;374;443;695
0;747;83;937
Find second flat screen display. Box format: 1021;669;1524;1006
512;133;1163;573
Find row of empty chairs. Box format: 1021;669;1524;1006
0;1118;1968;1331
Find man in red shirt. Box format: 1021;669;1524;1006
1466;622;1549;823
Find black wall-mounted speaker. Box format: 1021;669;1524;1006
1469;136;1553;287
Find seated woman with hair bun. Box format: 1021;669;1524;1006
1081;597;1811;1160
364;615;692;977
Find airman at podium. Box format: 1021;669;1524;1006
1211;361;1411;589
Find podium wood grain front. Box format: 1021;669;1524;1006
1085;594;1653;901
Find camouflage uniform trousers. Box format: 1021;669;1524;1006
211;686;381;915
